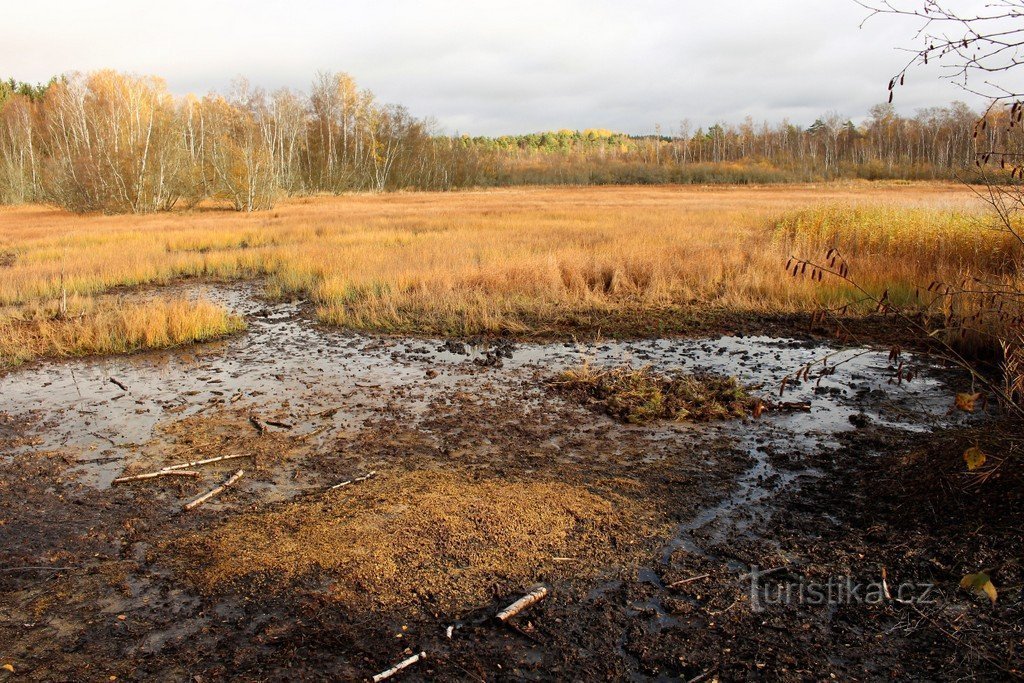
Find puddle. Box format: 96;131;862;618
2;283;966;481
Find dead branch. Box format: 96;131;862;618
328;471;377;491
773;401;812;412
249;415;268;434
667;573;711;589
112;470;200;484
371;651;427;683
183;470;244;511
160;453;252;472
109;377;129;392
496;585;549;622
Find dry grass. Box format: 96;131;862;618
0;182;1014;341
0;297;244;367
172;469;662;614
552;363;757;423
772;203;1023;307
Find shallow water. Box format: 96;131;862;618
0;283;967;483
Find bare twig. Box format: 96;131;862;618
112;470;200;484
182;469;244;511
160;452;253;472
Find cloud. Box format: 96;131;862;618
1;0;995;134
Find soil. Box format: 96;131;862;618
0;283;1019;681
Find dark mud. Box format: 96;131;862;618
2;283;1016;681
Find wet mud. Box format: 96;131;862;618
2;283;1016;681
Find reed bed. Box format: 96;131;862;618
0;182;1012;353
0;297;245;367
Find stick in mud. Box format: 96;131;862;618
667;573;711;589
496;585;549;622
112;470;200;484
371;651;426;683
774;401;812;412
249;415;268;434
328;470;377;491
108;377;129;392
182;470;244;511
160;453;253;472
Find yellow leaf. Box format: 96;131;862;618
960;572;998;604
2;663;14;672
963;446;987;471
954;392;982;412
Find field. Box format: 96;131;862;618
1;182;1015;367
1;183;1022;680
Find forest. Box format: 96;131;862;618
0;70;1008;213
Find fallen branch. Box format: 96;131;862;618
667;573;711;589
769;401;812;412
265;419;294;430
371;651;426;683
496;585;549;622
109;377;129;392
249;415;267;434
112;470;200;484
328;470;377;491
183;470;244;511
160;453;252;472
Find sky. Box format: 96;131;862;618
1;0;998;136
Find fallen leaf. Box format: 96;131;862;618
955;392;982;412
2;664;14;673
963;446;987;471
960;572;998;604
752;401;766;418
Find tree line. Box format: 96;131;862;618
0;71;1007;213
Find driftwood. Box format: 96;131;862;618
328;471;377;491
249;415;268;434
496;585;549;622
109;377;129;392
160;453;252;472
775;401;812;412
183;470;244;511
265;419;294;430
112;470;200;484
371;652;426;683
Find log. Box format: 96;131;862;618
371;652;426;683
160;453;252;472
183;470;244;511
265;419;294;430
112;470;200;484
328;471;377;491
496;585;548;622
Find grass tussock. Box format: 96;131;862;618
0;183;1012;340
0;297;245;368
172;469;661;614
551;363;758;423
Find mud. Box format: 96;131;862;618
2;283;1016;681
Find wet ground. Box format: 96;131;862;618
1;283;1019;681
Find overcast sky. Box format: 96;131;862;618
1;0;997;135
